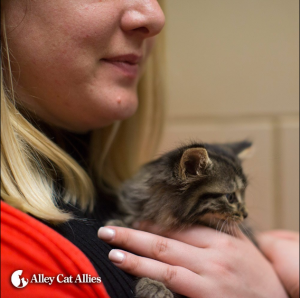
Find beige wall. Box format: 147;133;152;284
159;0;299;231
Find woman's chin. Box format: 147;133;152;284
80;98;139;131
109;92;139;120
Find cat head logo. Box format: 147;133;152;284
11;270;29;288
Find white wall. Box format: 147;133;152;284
159;0;299;231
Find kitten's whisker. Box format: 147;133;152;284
216;219;222;232
231;220;238;238
244;223;255;238
219;221;224;235
233;222;238;238
239;222;247;235
218;220;225;235
215;219;223;243
238;223;251;240
238;222;246;236
225;218;231;235
229;221;234;237
219;218;227;235
228;221;232;236
238;225;245;238
232;222;236;237
223;218;229;234
239;222;254;240
234;222;240;238
226;218;231;235
212;217;217;229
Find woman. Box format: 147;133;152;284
1;0;298;297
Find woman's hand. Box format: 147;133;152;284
98;224;288;298
257;230;299;298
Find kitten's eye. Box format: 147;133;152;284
226;193;238;204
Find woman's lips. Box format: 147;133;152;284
101;54;142;79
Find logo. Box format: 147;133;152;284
10;271;102;288
11;270;29;288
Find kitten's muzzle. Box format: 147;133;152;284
233;209;248;220
243;211;248;219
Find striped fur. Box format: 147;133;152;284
117;141;252;231
109;141;255;298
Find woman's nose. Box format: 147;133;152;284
121;0;165;38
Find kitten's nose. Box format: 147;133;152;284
243;211;248;219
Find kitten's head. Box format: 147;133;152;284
172;141;253;228
133;141;253;229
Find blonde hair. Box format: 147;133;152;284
1;1;166;223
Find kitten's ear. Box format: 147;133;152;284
227;141;254;160
180;148;212;179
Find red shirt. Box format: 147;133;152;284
1;201;110;298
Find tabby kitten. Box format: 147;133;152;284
108;141;254;298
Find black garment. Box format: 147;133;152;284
45;199;136;298
33;126;136;298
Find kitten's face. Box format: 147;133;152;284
176;145;249;227
120;141;252;230
139;142;252;229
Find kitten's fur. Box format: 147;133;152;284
108;141;255;298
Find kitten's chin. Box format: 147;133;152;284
198;213;243;229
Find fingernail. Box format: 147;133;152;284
109;250;125;263
98;227;115;241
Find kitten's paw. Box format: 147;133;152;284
105;219;127;227
135;277;173;298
